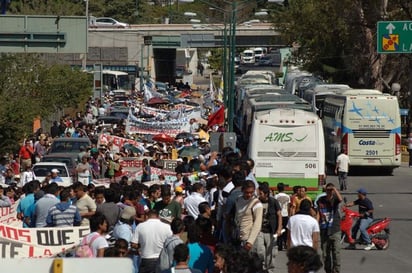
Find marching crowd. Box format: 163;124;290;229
0;96;376;273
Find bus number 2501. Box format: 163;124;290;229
305;163;317;169
366;150;378;156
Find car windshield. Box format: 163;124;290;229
50;140;90;153
33;166;68;177
42;158;74;168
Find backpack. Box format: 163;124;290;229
75;233;101;258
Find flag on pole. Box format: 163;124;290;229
207;106;225;127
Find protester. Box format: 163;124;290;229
17;180;41;227
335;149;350;191
156;218;185;273
154;187;181;223
131;209;172;273
73;182;97;226
19;140;34;171
274;182;290;251
161;243;202;273
50;169;64;183
112;206;136;243
183;182;206;219
96;188;122;231
46;187;81;227
290;186;312;216
76;155;92;185
0;185;12;207
287;199;320;249
316;183;343;273
33;182;60;227
286;245;322;273
186;223;214;273
254;182;283;273
81;212;109;257
235;180;263;251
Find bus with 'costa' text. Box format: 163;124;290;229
321;89;401;173
248;108;325;197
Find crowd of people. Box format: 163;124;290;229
0;94;376;273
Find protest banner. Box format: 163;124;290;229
0;200;21;227
0;224;89;258
98;134;143;153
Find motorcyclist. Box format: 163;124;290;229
345;188;375;250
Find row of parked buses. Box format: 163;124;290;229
235;69;402;197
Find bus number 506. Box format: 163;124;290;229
305;163;316;169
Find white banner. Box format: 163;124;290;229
0;224;89;258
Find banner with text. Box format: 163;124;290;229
0;224;90;258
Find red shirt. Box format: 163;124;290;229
19;145;34;160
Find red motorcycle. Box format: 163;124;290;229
340;205;391;250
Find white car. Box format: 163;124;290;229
32;162;73;187
90;17;129;29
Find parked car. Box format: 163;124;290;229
48;138;91;154
32;162;73;187
41;153;78;180
90;17;129;29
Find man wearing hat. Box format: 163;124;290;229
50;169;63;183
345;188;375;250
113;206;136;243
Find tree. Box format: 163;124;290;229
270;0;412;92
0;54;91;154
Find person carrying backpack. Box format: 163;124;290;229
76;212;109;257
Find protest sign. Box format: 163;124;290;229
0;224;89;258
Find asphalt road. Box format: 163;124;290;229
273;163;412;273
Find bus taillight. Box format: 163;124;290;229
342;133;348;154
396;133;401;155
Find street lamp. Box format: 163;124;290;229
179;0;258;132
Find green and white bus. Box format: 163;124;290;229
321;89;401;173
248;108;325;197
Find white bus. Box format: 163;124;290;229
102;70;132;92
302;84;350;115
321;89;401;172
248;108;325;196
235;85;285;132
243;93;313;140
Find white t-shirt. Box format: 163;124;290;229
336;153;350;172
275;192;291;217
287;214;320;248
84;232;109;257
183;192;206;219
131;218;172;259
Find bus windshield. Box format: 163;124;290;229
102;70;131;91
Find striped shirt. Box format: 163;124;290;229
46;203;82;227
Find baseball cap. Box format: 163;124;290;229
51;168;59;173
357;188;367;195
121;206;136;220
175;186;183;193
176;158;183;162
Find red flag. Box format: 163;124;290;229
208;106;225;127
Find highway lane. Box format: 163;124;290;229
273;163;412;273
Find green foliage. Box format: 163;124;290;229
0;54;91;154
271;0;412;90
207;48;223;71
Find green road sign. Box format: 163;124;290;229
377;21;412;53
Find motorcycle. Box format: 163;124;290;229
340;205;391;250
